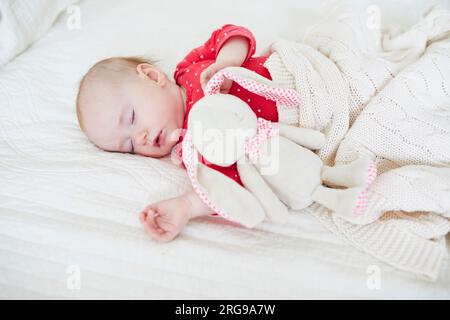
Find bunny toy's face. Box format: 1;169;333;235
188;94;257;167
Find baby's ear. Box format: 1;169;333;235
136;63;166;87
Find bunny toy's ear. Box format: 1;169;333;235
205;67;325;152
278;123;326;150
196;163;267;228
205;66;300;107
182;131;266;228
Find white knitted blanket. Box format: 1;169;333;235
264;5;450;280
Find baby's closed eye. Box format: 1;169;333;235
129;109;135;153
130;109;135;125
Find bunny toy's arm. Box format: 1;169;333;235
237;162;289;224
278;123;326;150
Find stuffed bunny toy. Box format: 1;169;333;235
182;67;377;228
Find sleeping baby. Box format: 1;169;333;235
77;24;267;242
76;24;376;242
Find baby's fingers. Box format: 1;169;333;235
153;229;177;243
200;71;211;90
201;63;219;84
142;218;160;240
141;209;165;240
220;78;233;93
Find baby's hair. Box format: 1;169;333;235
76;56;159;132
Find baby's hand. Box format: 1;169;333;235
261;42;275;57
200;35;250;94
139;196;191;243
200;61;234;94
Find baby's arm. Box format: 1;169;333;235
175;24;256;86
215;36;249;68
139;190;214;242
200;36;250;92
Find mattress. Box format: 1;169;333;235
1;0;449;299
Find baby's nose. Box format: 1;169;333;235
136;129;148;146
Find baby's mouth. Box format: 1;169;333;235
149;129;164;148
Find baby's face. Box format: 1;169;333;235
81;64;185;158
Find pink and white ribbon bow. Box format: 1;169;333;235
244;118;279;163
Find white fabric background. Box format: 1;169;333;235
1;0;449;299
0;0;79;66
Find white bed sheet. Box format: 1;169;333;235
1;0;449;299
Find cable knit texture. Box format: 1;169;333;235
265;4;450;280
